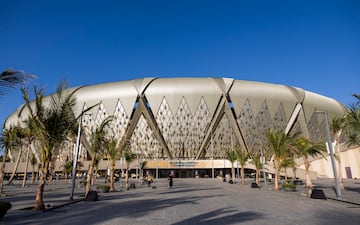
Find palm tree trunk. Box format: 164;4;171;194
231;164;235;182
0;149;9;195
241;166;245;184
304;157;312;189
85;158;96;195
7;147;23;185
34;161;49;210
22;146;30;188
93;167;98;185
47;160;54;185
256;169;260;185
274;159;280;190
31;157;36;184
125;164;129;190
109;160;115;192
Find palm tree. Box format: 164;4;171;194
19;81;81;210
62;161;73;183
345;94;360;146
225;150;237;182
62;160;83;183
123;144;136;190
250;152;262;185
30;154;37;184
139;160;148;184
0;126;19;194
280;156;296;183
0;68;35;98
331;117;346;189
7;126;26;185
85;116;113;195
234;146;248;185
266;129;297;190
105;137;120;192
294;137;326;194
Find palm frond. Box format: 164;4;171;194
0;69;36;97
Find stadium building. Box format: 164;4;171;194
4;78;359;180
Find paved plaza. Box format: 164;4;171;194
0;178;359;225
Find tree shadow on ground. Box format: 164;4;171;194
172;208;264;225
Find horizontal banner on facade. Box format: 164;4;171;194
145;160;233;169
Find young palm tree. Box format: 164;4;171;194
234;146;248;185
345;94;360;146
21;141;31;188
62;160;83;183
62;160;73;183
123;145;136;190
105;137;120;192
250;152;262;185
280;156;296;183
0;126;19;194
266;129;297;190
7;126;26;185
19;81;81;210
225;150;237;182
19;126;33;188
85;116;113;195
294;137;326;194
139;160;148;184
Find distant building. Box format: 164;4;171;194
4;78;359;179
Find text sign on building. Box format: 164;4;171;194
169;161;197;168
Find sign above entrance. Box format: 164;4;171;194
169;161;198;168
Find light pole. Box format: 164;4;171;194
315;111;341;199
260;145;267;187
211;129;214;179
70;115;83;201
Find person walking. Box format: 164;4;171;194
168;173;173;188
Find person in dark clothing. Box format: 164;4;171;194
168;174;173;188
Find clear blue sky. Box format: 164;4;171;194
1;0;359;128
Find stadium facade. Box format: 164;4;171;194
5;77;359;179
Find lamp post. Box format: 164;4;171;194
211;129;214;179
260;145;267;187
70;115;83;201
315;111;341;199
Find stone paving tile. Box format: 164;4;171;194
1;178;359;225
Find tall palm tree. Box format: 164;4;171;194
19;81;81;210
234;146;248;185
266;129;297;190
225;150;237;182
85;116;113;195
294;137;326;193
0;68;35;98
331;117;346;189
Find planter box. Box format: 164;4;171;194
0;201;11;220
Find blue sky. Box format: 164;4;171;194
0;0;359;127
